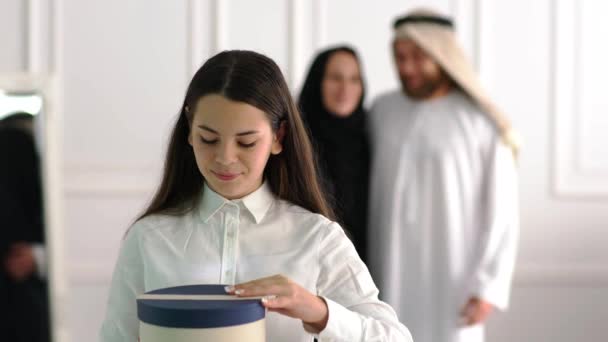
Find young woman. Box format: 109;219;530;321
299;46;370;263
99;50;411;342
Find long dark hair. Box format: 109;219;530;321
137;50;335;222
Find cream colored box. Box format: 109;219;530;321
137;285;266;342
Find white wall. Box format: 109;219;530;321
60;1;189;340
0;0;26;72
482;0;608;340
1;1;607;341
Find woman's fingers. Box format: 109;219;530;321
227;274;292;298
261;294;288;308
237;274;288;287
225;274;328;329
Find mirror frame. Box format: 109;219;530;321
0;73;66;342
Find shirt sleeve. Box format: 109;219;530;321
313;221;413;342
99;222;147;342
470;140;520;311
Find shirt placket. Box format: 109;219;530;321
220;203;239;285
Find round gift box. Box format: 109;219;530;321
137;284;266;342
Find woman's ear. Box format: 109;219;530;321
271;120;287;155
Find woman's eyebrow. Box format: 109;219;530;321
198;125;259;136
198;125;218;134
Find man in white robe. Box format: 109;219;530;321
367;8;520;342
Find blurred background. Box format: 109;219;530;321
1;0;607;341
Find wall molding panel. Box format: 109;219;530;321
63;163;158;196
552;0;608;197
26;0;53;73
450;0;482;72
187;0;226;77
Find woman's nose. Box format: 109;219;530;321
215;142;238;165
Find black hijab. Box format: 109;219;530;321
298;46;370;262
299;46;367;154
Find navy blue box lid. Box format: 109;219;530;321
137;284;265;329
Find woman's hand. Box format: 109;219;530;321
3;242;36;282
460;297;494;326
225;274;329;333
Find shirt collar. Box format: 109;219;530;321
240;182;275;224
198;182;274;224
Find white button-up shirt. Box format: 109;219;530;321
99;183;412;342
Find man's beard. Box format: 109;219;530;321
401;72;451;100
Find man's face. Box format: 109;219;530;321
393;38;450;99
